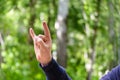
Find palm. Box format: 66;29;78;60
29;22;52;65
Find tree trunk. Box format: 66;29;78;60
0;33;4;67
86;0;101;80
118;26;120;64
28;0;36;44
108;0;117;68
47;1;51;27
55;0;69;68
27;0;36;60
47;0;57;31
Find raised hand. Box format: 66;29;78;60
29;22;52;65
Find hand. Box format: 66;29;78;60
29;22;52;65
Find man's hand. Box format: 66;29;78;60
29;22;52;65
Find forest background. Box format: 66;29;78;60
0;0;120;80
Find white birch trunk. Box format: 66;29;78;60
55;0;69;68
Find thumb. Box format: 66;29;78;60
37;38;46;49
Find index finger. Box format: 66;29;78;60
42;22;51;39
29;28;36;40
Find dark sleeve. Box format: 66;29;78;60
39;58;71;80
100;65;120;80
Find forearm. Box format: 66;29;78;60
39;58;71;80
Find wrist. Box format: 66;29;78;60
41;57;52;67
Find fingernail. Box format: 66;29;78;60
30;28;32;31
37;38;42;42
43;22;46;25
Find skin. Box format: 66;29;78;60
29;22;52;65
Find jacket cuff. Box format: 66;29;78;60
39;58;58;72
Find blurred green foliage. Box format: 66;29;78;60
0;0;120;80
